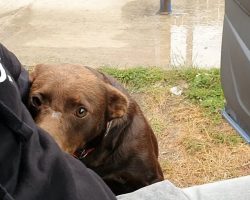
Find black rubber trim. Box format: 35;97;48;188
0;185;6;199
234;0;250;16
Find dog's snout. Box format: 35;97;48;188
37;114;65;149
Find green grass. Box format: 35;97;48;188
185;70;224;116
100;67;166;90
210;132;243;145
100;67;224;121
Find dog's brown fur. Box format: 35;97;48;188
29;64;164;195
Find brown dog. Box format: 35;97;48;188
29;64;164;195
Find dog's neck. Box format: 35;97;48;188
73;121;114;159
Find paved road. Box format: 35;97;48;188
0;0;224;68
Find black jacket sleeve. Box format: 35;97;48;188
0;43;116;200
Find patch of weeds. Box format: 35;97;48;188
100;67;225;122
99;67;166;90
166;68;224;122
182;137;207;154
210;132;243;145
186;69;224;115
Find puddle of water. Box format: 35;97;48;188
121;0;224;68
168;0;224;67
0;0;224;68
170;23;222;67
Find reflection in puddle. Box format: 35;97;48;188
170;25;222;67
161;0;224;68
121;0;224;68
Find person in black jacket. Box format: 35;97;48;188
0;43;116;200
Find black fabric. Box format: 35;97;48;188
0;185;6;199
0;43;116;200
0;44;21;81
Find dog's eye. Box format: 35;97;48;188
75;107;87;118
31;94;43;108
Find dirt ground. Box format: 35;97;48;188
133;91;250;188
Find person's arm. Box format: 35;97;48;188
0;43;116;200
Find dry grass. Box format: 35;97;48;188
133;89;250;188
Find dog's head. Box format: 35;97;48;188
29;64;128;154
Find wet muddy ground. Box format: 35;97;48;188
0;0;224;68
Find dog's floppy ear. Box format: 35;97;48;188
106;84;128;120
